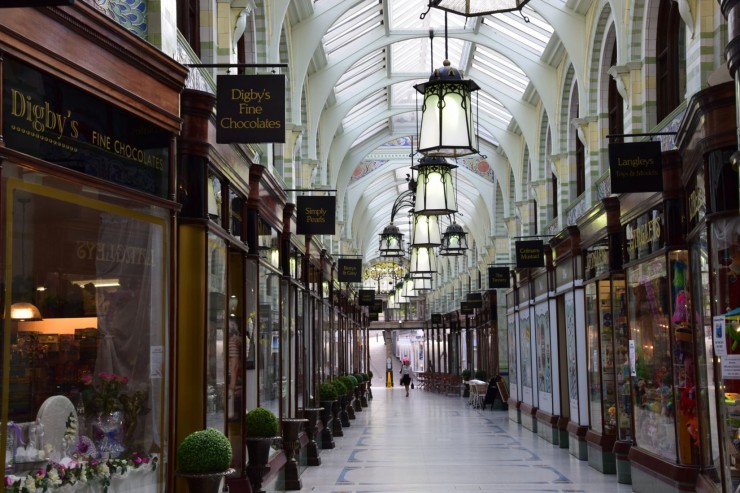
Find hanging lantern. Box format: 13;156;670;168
409;246;438;274
440;222;468;256
402;275;421;299
411;214;441;246
378;223;405;257
425;0;532;17
413;156;457;215
413;276;433;291
414;60;479;157
387;289;397;309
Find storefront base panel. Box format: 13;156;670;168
629;447;699;493
587;443;616;474
508;399;521;424
558;418;570;449
586;430;616;474
520;403;538;433
536;409;560;445
567;422;589;461
614;440;632;484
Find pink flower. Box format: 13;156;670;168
81;374;93;385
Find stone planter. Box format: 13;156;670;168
281;418;308;490
319;400;336;449
346;392;356;420
331;400;344;437
245;436;277;493
177;468;235;493
301;407;323;465
339;395;351;427
353;387;363;412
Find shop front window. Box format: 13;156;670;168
613;278;632;441
690;232;719;480
628;256;676;460
4;171;167;484
206;234;227;432
712;216;740;489
258;264;281;415
586;283;603;431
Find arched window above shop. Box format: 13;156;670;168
608;45;624;142
177;0;200;57
656;0;686;123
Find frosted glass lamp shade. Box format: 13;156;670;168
411;214;441;246
409;246;438;274
414;61;479;157
379;223;405;257
413;157;457;215
440;222;468;256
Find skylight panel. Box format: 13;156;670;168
335;50;386;97
391;81;425;105
323;1;383;55
477;91;513;126
391;37;467;74
482;7;552;56
352;119;389;148
343;90;387;128
473;46;528;94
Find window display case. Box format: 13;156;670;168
3;168;167;486
586;281;617;435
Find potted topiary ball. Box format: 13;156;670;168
318;381;339;449
245;407;279;493
176;428;234;493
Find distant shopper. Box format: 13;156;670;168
482;374;502;410
400;359;413;397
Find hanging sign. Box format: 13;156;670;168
296;196;336;235
489;267;510;289
337;258;362;283
358;290;375;306
368;312;379;321
515;240;544;268
216;74;285;143
431;313;442;324
369;299;383;314
608;141;663;193
466;292;483;309
460;301;474;315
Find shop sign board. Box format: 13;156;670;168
609;141;663;193
624;208;664;263
460;301;474;315
431;313;442;324
216;74;285;143
369;299;383;314
466;292;483;308
368;312;379;321
296;196;336;235
515;240;544;268
489;267;510;289
3;58;170;198
337;258;362;283
358;290;375;306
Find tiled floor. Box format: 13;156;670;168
293;342;634;493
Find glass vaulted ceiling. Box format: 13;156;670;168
315;0;555;261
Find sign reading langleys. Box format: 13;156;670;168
217;74;285;144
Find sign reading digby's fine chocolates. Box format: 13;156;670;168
296;196;336;235
216;74;285;143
